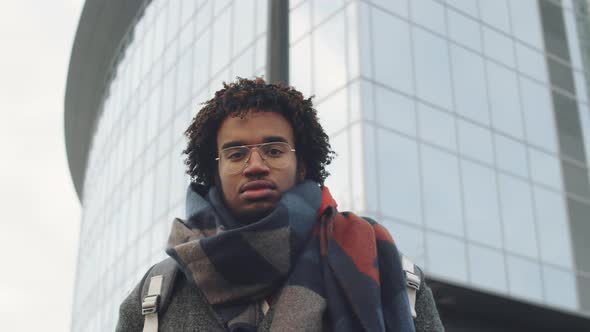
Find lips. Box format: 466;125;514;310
240;180;276;192
240;180;277;200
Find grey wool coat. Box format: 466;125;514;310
116;264;445;332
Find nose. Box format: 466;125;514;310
243;149;270;176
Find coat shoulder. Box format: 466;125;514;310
414;265;445;332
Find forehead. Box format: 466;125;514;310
216;111;295;146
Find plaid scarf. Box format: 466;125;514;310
166;180;414;332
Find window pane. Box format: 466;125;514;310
495;134;529;178
487;62;524;139
480;0;510;33
410;0;445;33
233;0;255;54
509;0;544;49
376;86;416;137
520;77;558;152
418;103;456;152
175;48;193;111
447;9;481;52
516;43;548;83
192;29;211;94
290;0;311;42
499;174;539;258
446;0;478;18
426;232;468;282
462;160;502;248
313;0;345;25
372;8;413;94
451;45;489;125
563;161;590;199
543;265;578;310
529;148;562;190
413;27;452;110
534;186;573;268
316;87;348;136
370;0;408;17
422;145;464;236
468;244;507;293
564;9;583;70
506;255;543;302
377;129;422;225
232;47;254;78
457;120;494;165
289;36;312;97
313;13;347;98
483;27;515;68
210;9;231;75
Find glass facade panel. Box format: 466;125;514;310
461;160;502;248
426;232;468;283
480;0;510;33
543;265;578;310
376;86;416;137
457;119;494;165
507;255;544;302
509;0;544;49
421;145;464;236
487;61;524;139
516;43;549;83
529;148;563;190
498;174;539;259
494;134;529;178
446;0;477;18
450;45;489;125
316;87;348;136
313;0;345;26
313;12;347;98
413;27;452;110
468;243;507;293
520;76;558;152
410;0;445;33
290;0;311;42
370;0;408;18
534;185;573;269
377;129;422;225
371;8;413;94
483;27;515;68
447;9;481;52
289;36;312;97
418;102;456;152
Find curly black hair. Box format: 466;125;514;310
183;77;335;186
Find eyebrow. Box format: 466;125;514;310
220;136;289;150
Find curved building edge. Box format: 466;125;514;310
64;0;144;201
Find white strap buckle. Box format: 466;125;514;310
405;270;421;290
142;294;160;315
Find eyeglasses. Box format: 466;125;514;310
216;142;296;174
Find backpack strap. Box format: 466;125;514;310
401;254;421;318
140;258;179;332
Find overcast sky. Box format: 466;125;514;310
0;1;84;330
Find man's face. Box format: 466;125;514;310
216;110;304;223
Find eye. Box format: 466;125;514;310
263;144;287;158
224;148;247;161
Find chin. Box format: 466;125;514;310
238;202;277;223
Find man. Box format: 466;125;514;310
117;78;444;331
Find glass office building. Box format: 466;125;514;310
66;0;590;330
